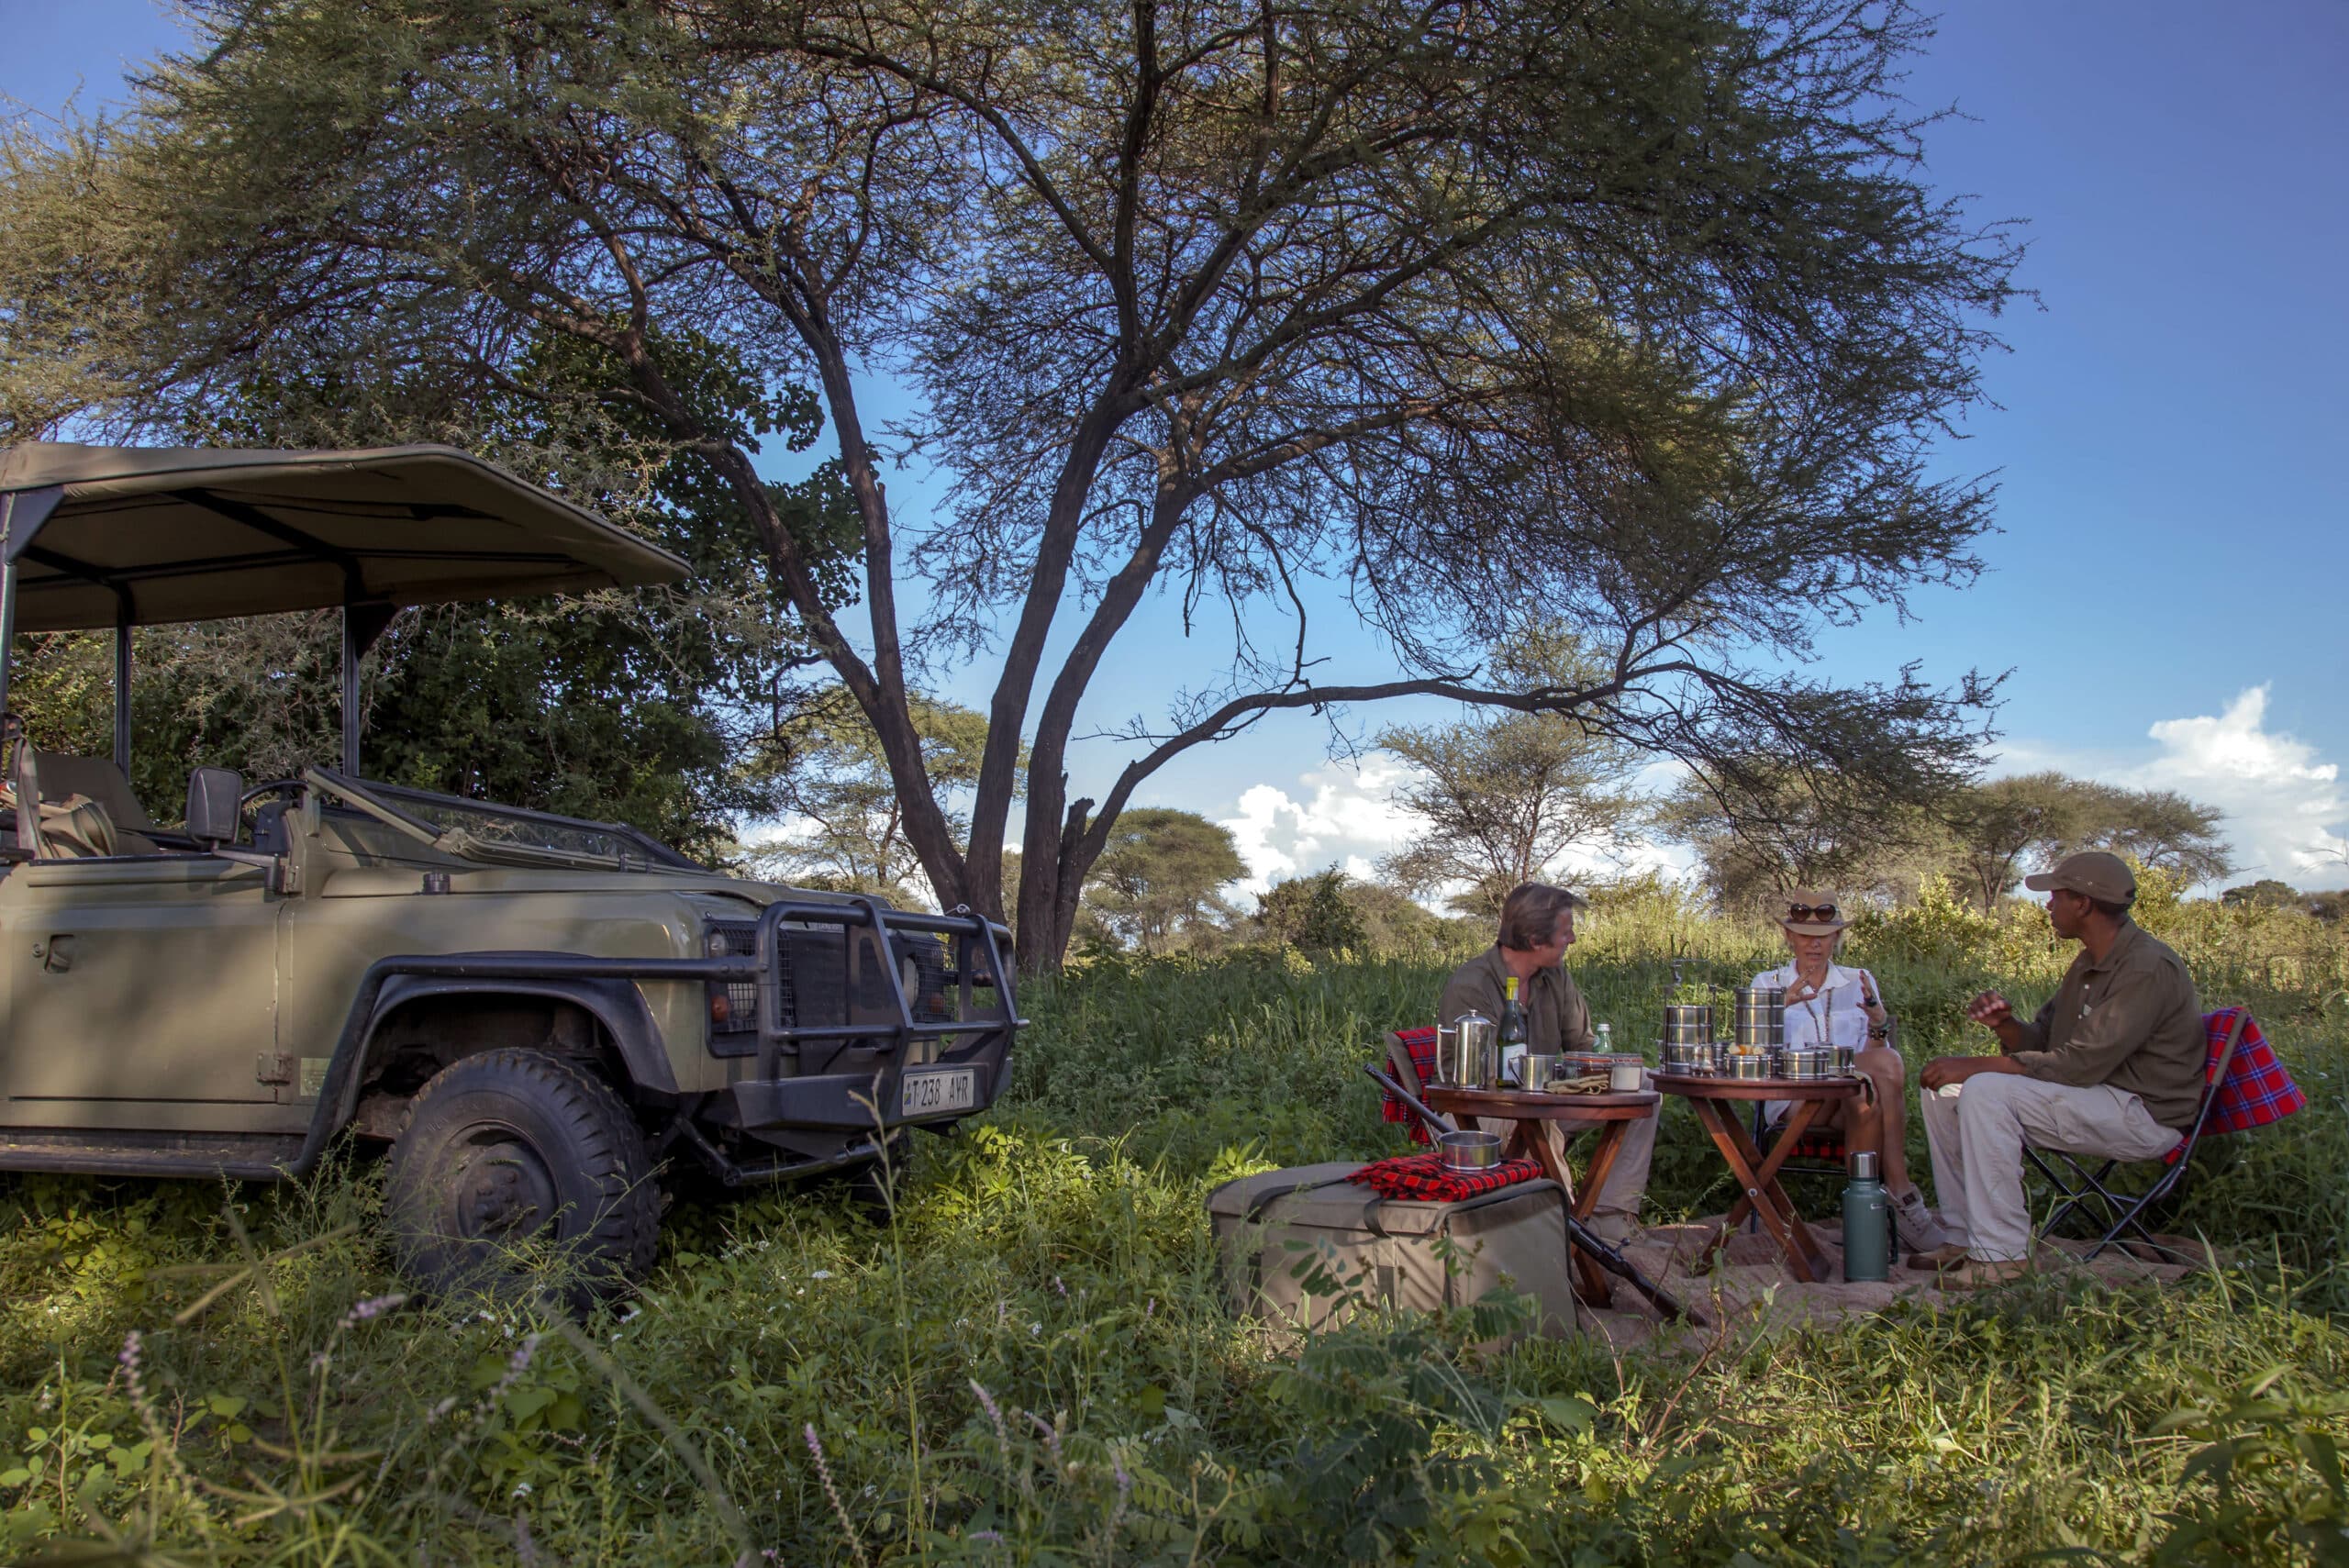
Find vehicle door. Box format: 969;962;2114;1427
0;852;295;1134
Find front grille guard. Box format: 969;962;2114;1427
749;896;1021;1094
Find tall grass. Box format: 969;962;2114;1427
3;895;2346;1563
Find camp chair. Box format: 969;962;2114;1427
1377;1027;1441;1147
2025;1007;2304;1262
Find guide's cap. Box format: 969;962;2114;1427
2023;851;2136;906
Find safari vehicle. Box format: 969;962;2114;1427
0;443;1019;1300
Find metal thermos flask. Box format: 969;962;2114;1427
1842;1150;1890;1282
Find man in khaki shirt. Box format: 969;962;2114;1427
1436;884;1653;1240
1914;851;2205;1286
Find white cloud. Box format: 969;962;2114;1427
1218;751;1694;905
2001;684;2348;892
2132;685;2348;884
1221;754;1423;897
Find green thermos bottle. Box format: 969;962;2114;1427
1842;1150;1890;1282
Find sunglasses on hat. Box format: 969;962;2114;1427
1787;903;1838;922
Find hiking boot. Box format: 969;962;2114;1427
1890;1188;1951;1253
1938;1256;2030;1291
1904;1241;1969;1272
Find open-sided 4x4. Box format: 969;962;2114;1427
0;443;1020;1303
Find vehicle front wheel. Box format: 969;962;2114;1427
384;1049;658;1308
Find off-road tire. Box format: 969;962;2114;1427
384;1049;658;1309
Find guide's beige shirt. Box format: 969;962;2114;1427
2008;918;2205;1130
1437;946;1596;1052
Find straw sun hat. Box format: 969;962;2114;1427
1776;889;1849;938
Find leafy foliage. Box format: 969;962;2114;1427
1076;807;1247;956
7;326;860;858
0;0;2019;970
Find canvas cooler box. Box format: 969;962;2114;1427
1205;1162;1578;1339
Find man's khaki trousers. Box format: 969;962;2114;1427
1918;1073;2179;1262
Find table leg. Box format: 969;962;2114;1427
1690;1099;1831;1283
1514;1118;1615;1307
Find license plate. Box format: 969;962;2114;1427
899;1067;977;1118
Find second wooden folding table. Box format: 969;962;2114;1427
1653;1073;1861;1284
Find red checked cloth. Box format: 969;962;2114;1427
1345;1152;1543;1202
1379;1028;1442;1147
2168;1007;2305;1162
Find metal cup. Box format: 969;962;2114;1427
1519;1052;1566;1091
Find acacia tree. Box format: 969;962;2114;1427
1944;773;2230;909
0;0;2016;972
1078;807;1247;954
1378;629;1649;914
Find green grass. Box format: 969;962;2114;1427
5;895;2348;1563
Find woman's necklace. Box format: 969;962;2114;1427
1790;961;1831;1044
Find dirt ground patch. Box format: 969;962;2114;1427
1580;1217;2206;1350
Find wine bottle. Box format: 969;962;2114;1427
1499;975;1529;1085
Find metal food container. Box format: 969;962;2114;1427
1732;987;1786;1049
1663;1004;1715;1045
1661;1040;1717;1074
1727;1052;1770;1081
1775;1048;1835;1081
1438;1129;1504;1171
1832;1043;1856;1075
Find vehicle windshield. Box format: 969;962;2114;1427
306;770;699;873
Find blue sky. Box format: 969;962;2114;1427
8;2;2346;892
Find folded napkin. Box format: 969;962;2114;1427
1344;1151;1543;1202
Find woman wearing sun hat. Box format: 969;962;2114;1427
1749;890;1949;1252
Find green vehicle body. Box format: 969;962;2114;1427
0;444;1019;1251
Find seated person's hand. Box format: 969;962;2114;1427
1920;1056;1963;1091
1965;990;2012;1028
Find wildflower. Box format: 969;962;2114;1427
811;1269;833;1281
1029;1322;1042;1337
1052;1275;1067;1298
971;1530;1005;1545
309;1351;332;1376
340;1293;409;1328
803;1424;872;1568
512;1481;533;1498
1142;1297;1155;1322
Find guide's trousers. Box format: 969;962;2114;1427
1918;1073;2177;1262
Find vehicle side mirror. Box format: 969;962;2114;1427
185;766;245;845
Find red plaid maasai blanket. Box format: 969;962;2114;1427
1379;1028;1441;1147
2168;1007;2305;1162
1344;1152;1543;1203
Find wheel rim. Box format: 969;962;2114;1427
445;1121;560;1242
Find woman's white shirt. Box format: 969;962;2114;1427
1749;961;1877;1051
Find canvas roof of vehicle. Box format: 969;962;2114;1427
0;442;688;631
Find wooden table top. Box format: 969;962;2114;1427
1651;1073;1862;1102
1421;1085;1659;1120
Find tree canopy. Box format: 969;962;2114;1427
1077;807;1247;955
1;0;2018;970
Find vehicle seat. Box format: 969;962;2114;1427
5;748;161;857
33;751;159;832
